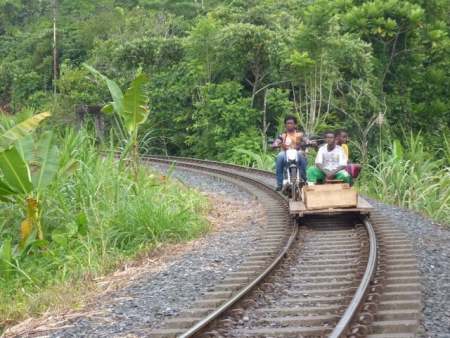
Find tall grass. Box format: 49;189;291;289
231;148;275;171
360;133;450;224
0;129;209;330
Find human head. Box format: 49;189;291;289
335;129;348;145
284;115;297;132
323;131;336;146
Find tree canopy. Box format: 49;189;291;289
0;0;448;159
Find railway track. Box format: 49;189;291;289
142;156;422;338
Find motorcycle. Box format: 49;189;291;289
282;148;303;201
270;134;322;201
281;135;324;200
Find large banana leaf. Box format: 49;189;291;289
83;64;124;114
32;131;60;191
0;112;51;152
0;146;33;194
122;73;149;134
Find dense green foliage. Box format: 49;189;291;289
0;0;448;158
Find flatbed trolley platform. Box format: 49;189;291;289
288;183;373;217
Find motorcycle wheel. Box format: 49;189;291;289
289;167;299;200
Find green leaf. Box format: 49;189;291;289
32;131;60;190
393;139;404;159
16;135;33;162
122;73;149;133
59;158;79;177
83;64;124;114
0;146;32;194
101;103;114;114
0;112;51;152
0;179;16;202
0;238;13;277
75;212;88;236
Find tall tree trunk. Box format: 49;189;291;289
52;0;58;101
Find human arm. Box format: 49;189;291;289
271;134;284;149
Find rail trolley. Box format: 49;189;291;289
288;181;373;217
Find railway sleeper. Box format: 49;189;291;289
292;268;358;276
280;295;353;305
378;300;422;311
233;325;332;337
294;280;357;290
371;319;420;334
253;305;342;316
292;274;356;283
286;287;357;297
366;334;416;338
380;291;422;301
375;309;422;321
255;314;340;326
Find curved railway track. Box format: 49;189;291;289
143;156;421;338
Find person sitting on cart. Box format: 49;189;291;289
271;115;308;191
307;131;351;185
335;129;362;180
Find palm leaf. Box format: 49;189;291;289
0;146;33;194
0;112;51;152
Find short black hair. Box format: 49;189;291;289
284;115;297;124
335;129;348;136
323;130;335;137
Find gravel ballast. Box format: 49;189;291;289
367;199;450;338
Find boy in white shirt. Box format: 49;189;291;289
307;131;351;184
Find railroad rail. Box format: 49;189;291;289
142;155;421;338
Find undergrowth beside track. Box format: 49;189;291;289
0;131;210;332
359;134;450;226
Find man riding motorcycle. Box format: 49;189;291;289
271;115;308;191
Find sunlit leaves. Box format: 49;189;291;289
122;73;150;133
0;112;50;153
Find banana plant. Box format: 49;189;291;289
0;112;70;248
83;64;149;181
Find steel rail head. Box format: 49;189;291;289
328;216;378;338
